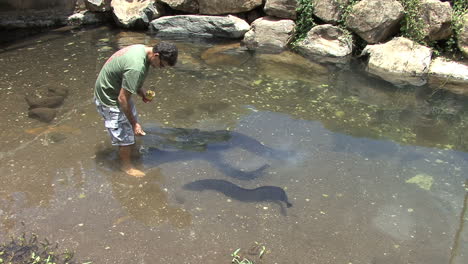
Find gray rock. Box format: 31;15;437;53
48;87;69;97
345;0;404;44
84;0;111;12
67;11;110;26
25;95;65;109
420;0;453;41
296;24;353;64
198;0;263;15
458;13;468;58
150;15;250;38
264;0;298;20
112;0;163;29
28;108;57;123
428;57;468;95
242;16;295;53
159;0;199;13
313;0;350;24
362;37;433;86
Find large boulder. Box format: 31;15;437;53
150;15;250;38
428;57;468;95
159;0;199;13
459;13;468;58
198;0;263;15
242;17;295;53
111;0;162;29
313;0;350;24
362;37;433;86
264;0;297;20
295;24;353;64
345;0;404;44
67;11;110;26
420;0;453;41
28;108;57;123
0;0;76;28
84;0;111;12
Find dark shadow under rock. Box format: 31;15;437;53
28;107;57;123
25;95;64;109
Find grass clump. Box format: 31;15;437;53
0;233;89;264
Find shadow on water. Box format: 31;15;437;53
183;179;293;216
141;124;294;180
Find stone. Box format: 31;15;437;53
345;0;404;44
84;0;111;12
25;95;65;109
264;0;298;20
362;37;433;86
48;87;69;97
255;51;329;86
313;0;350;24
296;24;353;64
150;15;250;38
458;13;468;58
28;108;57;123
67;11;110;26
111;0;163;29
420;0;453;41
198;0;263;15
159;0;199;13
242;16;295;53
428;57;468;95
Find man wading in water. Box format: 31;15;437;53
94;42;178;177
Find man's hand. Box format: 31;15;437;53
134;123;146;136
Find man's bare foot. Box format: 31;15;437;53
123;167;146;177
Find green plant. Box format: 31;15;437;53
399;0;427;45
290;0;316;48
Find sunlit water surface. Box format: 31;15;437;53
0;26;467;264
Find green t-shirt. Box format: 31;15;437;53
94;44;149;107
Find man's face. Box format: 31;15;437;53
150;53;169;69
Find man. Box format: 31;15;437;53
94;42;178;177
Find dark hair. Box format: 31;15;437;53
153;42;178;66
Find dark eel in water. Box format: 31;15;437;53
183;179;293;215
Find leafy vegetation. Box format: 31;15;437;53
290;0;316;48
0;233;90;264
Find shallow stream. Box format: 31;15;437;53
0;26;467;264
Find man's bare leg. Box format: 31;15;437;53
119;145;145;177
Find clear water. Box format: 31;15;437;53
0;25;467;263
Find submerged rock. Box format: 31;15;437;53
428;57;468;95
28;108;57;123
362;37;433;86
25;95;65;109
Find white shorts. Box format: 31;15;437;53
95;98;138;146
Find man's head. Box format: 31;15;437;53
150;42;178;68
